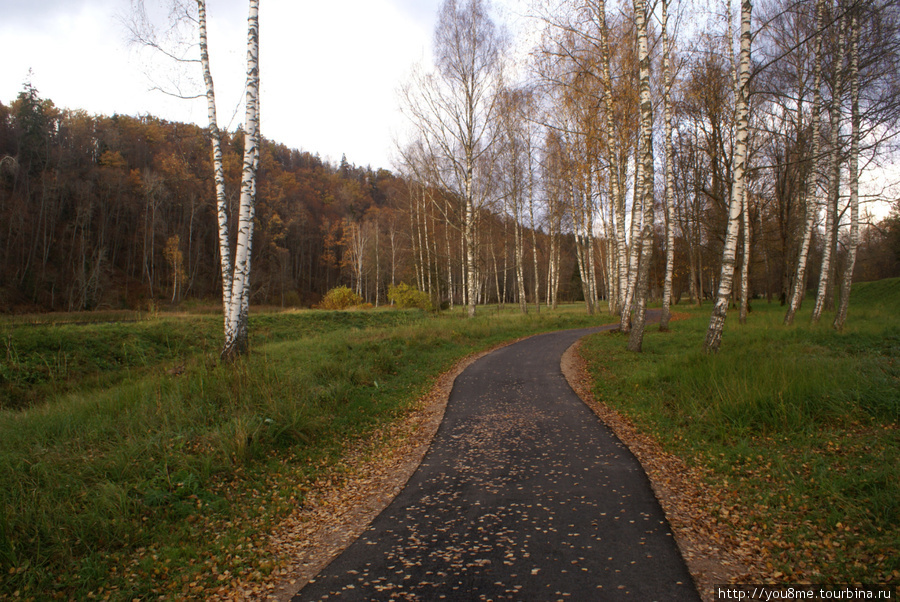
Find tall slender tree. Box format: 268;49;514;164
659;0;678;332
222;0;261;359
704;0;751;353
626;0;656;352
833;4;860;331
812;1;849;324
785;0;827;326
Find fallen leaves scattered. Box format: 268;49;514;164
562;342;769;602
207;343;508;601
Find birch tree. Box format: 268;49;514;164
129;0;261;359
196;0;234;337
784;0;827;326
626;0;656;352
833;5;860;331
811;2;850;324
400;0;505;318
659;0;677;332
703;0;751;353
221;0;261;360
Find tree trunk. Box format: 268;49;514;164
198;0;234;335
222;0;260;361
785;0;826;326
812;8;849;324
659;0;676;332
627;0;656;353
739;170;751;323
834;7;860;332
704;0;751;354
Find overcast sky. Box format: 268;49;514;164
0;0;457;170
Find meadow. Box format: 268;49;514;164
580;279;899;585
0;280;897;599
0;304;602;599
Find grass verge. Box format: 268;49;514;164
0;304;606;600
579;280;899;586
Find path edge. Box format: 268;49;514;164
561;337;760;602
246;334;540;601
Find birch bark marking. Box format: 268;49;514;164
785;0;826;326
703;0;750;354
739;177;750;323
659;0;677;332
626;0;656;352
833;7;859;332
222;0;260;360
196;0;234;331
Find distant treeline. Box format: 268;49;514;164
0;85;581;312
0;83;897;314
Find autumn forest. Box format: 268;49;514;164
1;0;899;340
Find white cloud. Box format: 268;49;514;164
0;0;444;169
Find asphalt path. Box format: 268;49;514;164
293;321;700;601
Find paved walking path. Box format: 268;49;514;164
293;323;700;601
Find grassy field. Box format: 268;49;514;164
0;303;606;600
2;283;897;600
580;279;899;586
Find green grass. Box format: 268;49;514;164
0;303;608;600
580;280;900;585
0;308;431;411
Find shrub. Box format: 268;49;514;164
388;283;432;311
317;286;364;310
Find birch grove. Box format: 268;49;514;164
103;0;898;351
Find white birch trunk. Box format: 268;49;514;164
739;181;751;323
621;139;644;332
785;0;826;325
197;0;234;330
446;198;454;310
423;190;433;298
626;0;656;352
222;0;260;360
465;167;477;318
515;214;527;313
659;0;677;332
703;0;750;353
593;0;630;318
812;9;849;323
834;7;860;331
528;188;541;313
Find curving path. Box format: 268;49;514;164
293;323;700;601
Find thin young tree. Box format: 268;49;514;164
833;5;860;331
811;1;850;324
659;0;678;332
784;0;827;326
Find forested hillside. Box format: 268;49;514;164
0;82;591;313
3;0;900;320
